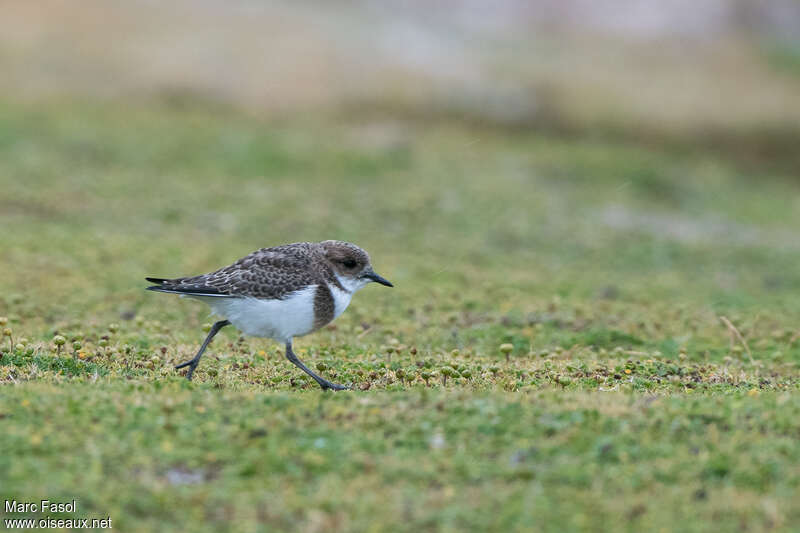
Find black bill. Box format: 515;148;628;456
364;271;394;287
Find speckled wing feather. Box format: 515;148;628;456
147;242;326;300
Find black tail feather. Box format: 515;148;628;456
145;277;230;297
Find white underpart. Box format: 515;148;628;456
190;286;317;343
184;274;372;344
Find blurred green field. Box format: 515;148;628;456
1;99;800;532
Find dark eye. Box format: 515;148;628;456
343;259;357;268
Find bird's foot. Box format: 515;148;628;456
175;359;199;381
319;380;350;391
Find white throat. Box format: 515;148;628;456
330;273;368;319
335;273;369;294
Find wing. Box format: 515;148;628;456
145;243;321;299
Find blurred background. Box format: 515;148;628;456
2;0;800;348
3;1;800;141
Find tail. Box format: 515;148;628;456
145;277;172;292
144;277;231;297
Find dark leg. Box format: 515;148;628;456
285;342;349;391
175;320;230;380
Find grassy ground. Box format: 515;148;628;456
1;99;800;532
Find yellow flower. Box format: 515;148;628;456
624;369;631;374
748;388;760;397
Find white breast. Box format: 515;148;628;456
328;283;353;319
192;286;317;343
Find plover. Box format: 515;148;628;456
145;240;393;390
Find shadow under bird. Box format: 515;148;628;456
145;240;393;390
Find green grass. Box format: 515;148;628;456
1;98;800;532
3;385;799;532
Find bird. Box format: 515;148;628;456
145;240;393;390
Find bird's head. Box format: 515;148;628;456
319;240;393;292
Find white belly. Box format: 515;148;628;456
192;286;317;343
